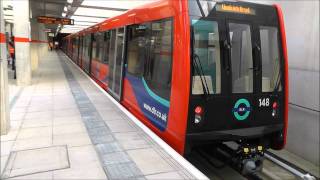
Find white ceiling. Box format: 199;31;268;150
60;0;156;34
2;0;156;34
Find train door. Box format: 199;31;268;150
108;27;125;100
223;19;258;124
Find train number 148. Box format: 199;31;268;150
259;98;270;107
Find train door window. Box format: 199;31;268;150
108;29;117;86
114;28;125;94
144;19;173;100
103;31;111;64
229;23;253;93
91;34;97;60
97;32;104;61
259;26;281;92
191;19;221;95
127;24;150;76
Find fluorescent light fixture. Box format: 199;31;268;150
81;0;156;10
74;7;122;18
3;0;13;8
5;19;14;23
67;0;73;4
71;15;105;23
64;6;67;11
3;10;13;16
74;21;96;26
60;28;80;33
62;12;66;17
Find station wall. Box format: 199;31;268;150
245;0;319;165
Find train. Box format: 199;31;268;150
62;0;288;174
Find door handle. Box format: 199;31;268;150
223;40;231;72
253;44;261;71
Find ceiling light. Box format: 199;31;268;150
67;0;73;4
62;12;66;17
81;0;156;10
64;6;67;11
74;7;122;18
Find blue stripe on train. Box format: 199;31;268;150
126;73;170;132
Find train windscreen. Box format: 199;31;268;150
189;1;283;96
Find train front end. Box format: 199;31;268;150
185;0;288;174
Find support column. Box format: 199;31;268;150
0;0;10;135
30;19;39;71
38;23;48;58
13;0;31;86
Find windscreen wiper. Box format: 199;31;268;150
273;70;281;94
193;54;210;98
191;26;210;99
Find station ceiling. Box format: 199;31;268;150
2;0;155;35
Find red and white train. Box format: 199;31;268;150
62;0;288;173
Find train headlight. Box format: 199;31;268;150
194;106;204;124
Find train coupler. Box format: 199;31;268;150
237;145;265;175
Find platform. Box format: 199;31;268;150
1;51;205;180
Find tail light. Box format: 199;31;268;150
194;106;204;124
272;102;278;117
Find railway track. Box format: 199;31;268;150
186;148;318;180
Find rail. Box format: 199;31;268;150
265;151;317;180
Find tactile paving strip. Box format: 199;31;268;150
59;56;145;179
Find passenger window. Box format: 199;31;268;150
127;24;149;76
260;26;281;92
144;19;173;100
191;19;221;95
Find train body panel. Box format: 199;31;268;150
62;0;288;155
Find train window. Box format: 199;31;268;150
260;26;282;92
109;30;116;66
191;19;221;95
144;19;173;101
229;23;253;93
127;24;150;76
92;32;104;62
91;34;97;60
102;31;111;64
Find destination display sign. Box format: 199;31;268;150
37;16;74;25
216;4;256;15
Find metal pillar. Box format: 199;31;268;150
13;0;31;86
0;0;10;135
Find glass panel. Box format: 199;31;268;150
192;19;221;95
229;23;253;93
144;19;173;101
127;24;149;76
260;26;282;92
114;28;124;95
83;35;91;73
108;29;116;89
103;31;111;64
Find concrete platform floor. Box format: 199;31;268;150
1;51;200;180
